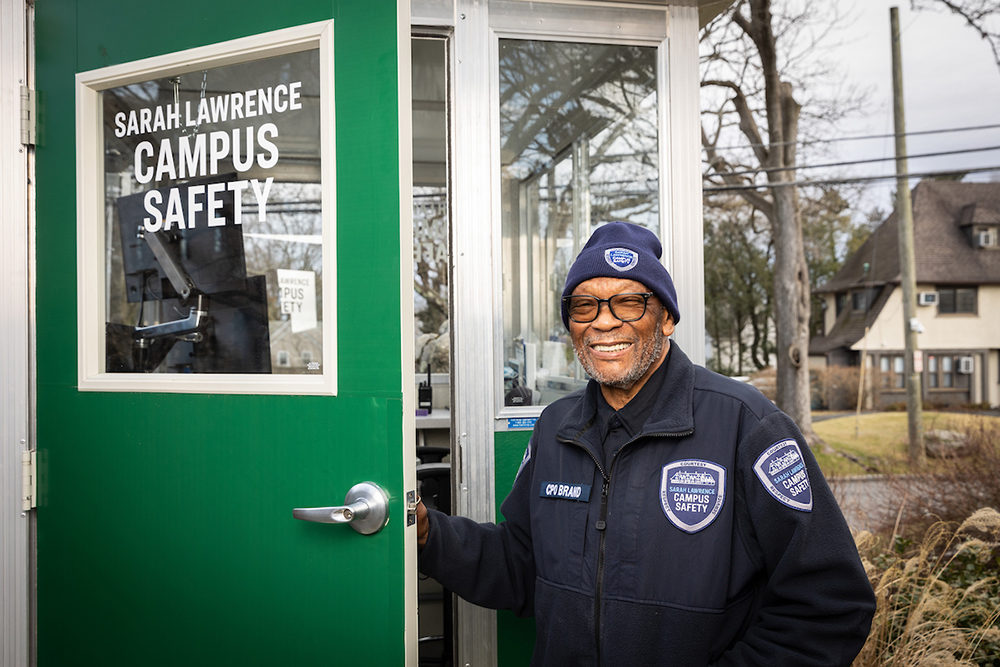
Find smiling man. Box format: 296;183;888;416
417;222;875;667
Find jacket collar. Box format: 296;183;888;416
555;342;696;453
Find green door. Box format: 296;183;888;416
34;1;414;664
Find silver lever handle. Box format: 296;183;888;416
292;482;389;535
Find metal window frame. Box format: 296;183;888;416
413;2;706;666
74;21;338;395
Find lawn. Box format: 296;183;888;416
811;411;1000;478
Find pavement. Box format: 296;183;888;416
827;475;900;533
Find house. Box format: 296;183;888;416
810;181;1000;408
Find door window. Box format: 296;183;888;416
498;39;659;410
77;23;337;394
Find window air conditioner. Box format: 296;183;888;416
917;291;938;306
958;356;974;374
977;229;997;248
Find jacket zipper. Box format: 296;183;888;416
594;476;610;662
558;428;693;666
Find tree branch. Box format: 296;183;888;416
702;79;770;165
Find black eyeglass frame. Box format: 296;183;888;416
562;292;654;324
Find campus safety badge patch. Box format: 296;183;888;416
604;247;639;272
515;444;531;480
753;439;813;511
660;459;726;533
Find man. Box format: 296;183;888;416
417;222;875;666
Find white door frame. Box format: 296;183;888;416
1;0;34;664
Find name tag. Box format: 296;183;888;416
539;481;592;502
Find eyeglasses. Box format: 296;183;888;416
563;292;654;323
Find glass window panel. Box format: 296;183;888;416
103;49;322;374
880;357;890;373
499;39;659;409
851;291;865;311
412;38;450;376
893;356;905;374
956;288;976;313
938;288;956;313
835;293;847;315
893;356;904;388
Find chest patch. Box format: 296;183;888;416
659;459;726;533
753;440;813;512
540;481;592;502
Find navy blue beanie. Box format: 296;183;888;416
561;222;680;328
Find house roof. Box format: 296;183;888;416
809;284;892;355
818;180;1000;294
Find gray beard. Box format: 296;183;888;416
574;326;666;390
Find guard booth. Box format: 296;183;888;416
1;0;724;665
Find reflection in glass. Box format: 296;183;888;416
102;49;322;374
412;38;450;376
499;39;659;408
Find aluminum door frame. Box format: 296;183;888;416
410;2;705;666
1;0;34;665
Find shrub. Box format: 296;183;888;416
884;419;1000;533
853;508;1000;667
813;365;873;411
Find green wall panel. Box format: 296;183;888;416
495;430;536;666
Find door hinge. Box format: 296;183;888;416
20;85;35;146
22;450;36;511
406;490;418;526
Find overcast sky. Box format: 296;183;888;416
812;1;1000;219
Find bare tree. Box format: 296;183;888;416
701;0;865;441
913;0;1000;68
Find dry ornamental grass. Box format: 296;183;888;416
854;508;1000;667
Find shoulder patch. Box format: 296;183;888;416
515;444;531;479
753;439;813;511
604;247;639;272
659;459;726;533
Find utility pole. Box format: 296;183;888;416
890;6;926;468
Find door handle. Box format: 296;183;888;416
292;482;389;535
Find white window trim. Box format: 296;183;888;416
75;21;337;395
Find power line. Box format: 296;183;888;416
706;122;1000;151
702;165;1000;193
705;144;1000;178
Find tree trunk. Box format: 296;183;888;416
751;0;816;440
771;180;814;439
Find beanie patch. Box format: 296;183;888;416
604;248;639;272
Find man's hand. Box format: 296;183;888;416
416;500;429;550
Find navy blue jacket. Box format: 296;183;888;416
419;345;875;666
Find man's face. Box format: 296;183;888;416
568;277;675;391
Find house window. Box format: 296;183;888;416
880;355;905;389
277;351;290;367
926;354;970;390
938;287;977;314
835;292;847;316
851;287;880;312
